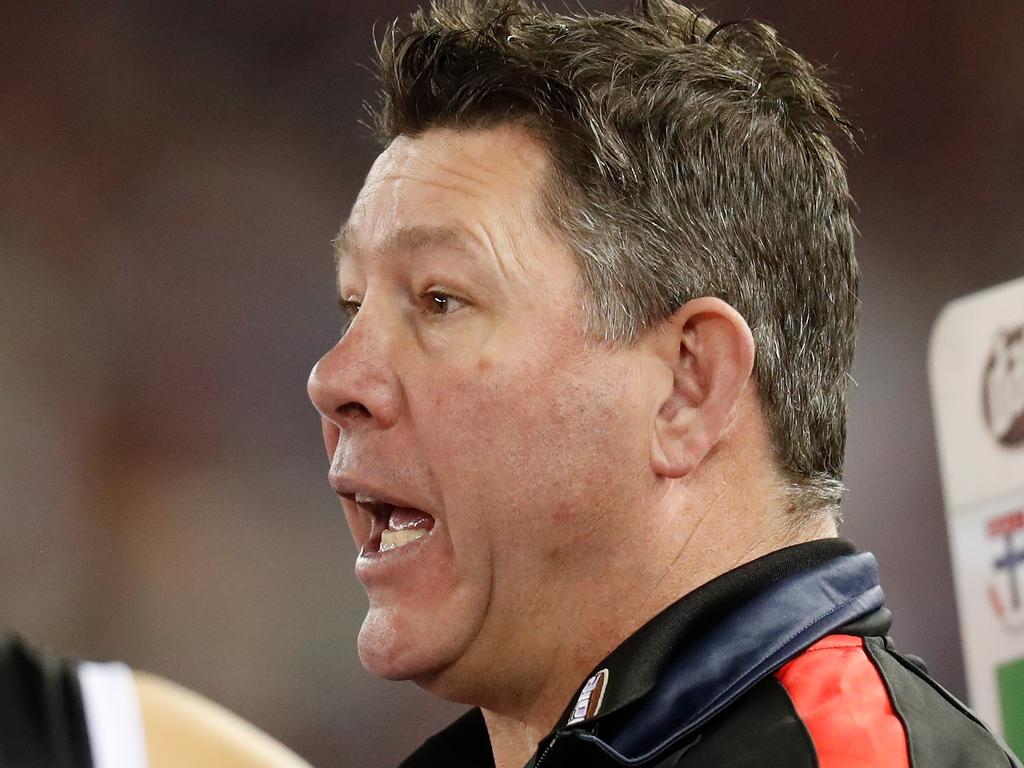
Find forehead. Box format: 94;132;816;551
335;125;553;270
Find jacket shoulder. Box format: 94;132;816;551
861;636;1019;768
679;633;1019;768
774;634;910;767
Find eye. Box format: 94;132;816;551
338;297;361;332
421;291;465;317
338;298;361;318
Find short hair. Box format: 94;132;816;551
369;0;858;522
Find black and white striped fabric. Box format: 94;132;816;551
0;634;148;768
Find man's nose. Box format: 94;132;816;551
307;319;401;441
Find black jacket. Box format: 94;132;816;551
401;540;1022;768
0;634;92;768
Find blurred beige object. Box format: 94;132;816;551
135;672;315;768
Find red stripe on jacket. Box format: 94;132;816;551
775;634;911;768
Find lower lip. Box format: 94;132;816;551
354;526;441;586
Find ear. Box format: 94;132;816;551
650;297;756;479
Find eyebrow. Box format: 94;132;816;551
332;223;483;271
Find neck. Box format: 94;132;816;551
482;710;554;768
479;481;837;768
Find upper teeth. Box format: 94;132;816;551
354;493;380;505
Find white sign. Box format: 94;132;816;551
929;275;1024;754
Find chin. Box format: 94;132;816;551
356;604;460;683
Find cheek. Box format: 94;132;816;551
424;354;642;543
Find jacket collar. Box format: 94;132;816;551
556;538;866;727
400;538;880;768
567;544;884;762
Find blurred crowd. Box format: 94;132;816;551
1;1;1022;765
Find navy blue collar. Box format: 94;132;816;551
565;543;884;763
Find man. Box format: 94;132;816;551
307;1;1021;766
0;633;313;768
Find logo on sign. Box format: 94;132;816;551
982;325;1024;447
987;509;1024;632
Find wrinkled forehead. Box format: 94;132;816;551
332;221;485;274
336;126;554;269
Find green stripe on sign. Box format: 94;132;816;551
998;657;1024;759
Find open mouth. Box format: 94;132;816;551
359;499;435;555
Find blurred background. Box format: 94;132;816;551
1;1;1022;765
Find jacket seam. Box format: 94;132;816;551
862;637;916;768
769;676;821;768
793;642;860;654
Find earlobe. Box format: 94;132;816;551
650;367;707;478
650;298;755;479
651;419;708;479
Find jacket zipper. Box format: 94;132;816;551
533;731;560;768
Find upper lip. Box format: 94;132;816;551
328;473;427;512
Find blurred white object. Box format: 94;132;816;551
929;274;1024;753
79;661;149;768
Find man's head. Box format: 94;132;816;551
373;0;858;518
308;0;856;708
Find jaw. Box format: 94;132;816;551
357;603;428;681
357;588;482;688
354;547;545;710
354;524;489;681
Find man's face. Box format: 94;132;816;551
308;125;657;698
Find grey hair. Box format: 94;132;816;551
370;0;859;523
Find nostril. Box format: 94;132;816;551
338;402;372;418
